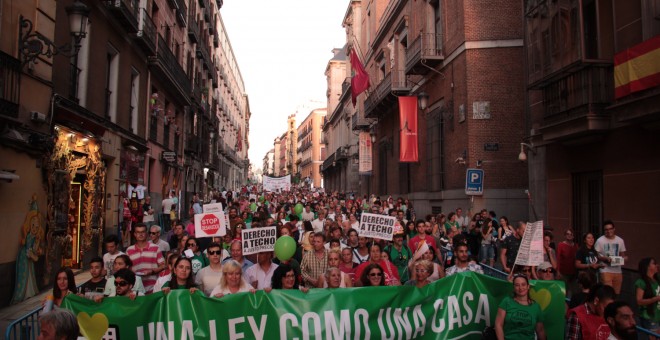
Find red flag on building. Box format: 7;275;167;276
350;49;370;106
399;96;418;162
614;35;660;99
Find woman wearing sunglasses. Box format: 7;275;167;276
185;237;209;275
360;263;386;287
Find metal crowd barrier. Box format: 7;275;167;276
479;264;660;339
5;307;41;340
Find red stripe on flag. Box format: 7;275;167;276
614;35;660;65
615;71;660;99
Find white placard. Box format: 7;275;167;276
203;202;223;213
194;212;227;238
263;175;291;192
358;213;397;241
514;220;544;266
241;226;277;255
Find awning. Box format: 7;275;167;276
0;170;20;181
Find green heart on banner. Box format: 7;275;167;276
76;312;109;340
530;288;552;310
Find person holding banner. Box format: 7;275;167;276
161;257;198;295
495;274;546;339
353;243;400;286
269;263;303;291
195;242;226;296
210;260;255;297
405;260;433;288
317;249;352;288
359;263;386;287
409;220;437;258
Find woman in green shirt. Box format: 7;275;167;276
635;257;660;337
495;274;546;340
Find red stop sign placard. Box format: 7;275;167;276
200;214;220;235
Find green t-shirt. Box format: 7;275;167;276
635;278;660;322
498;296;543;340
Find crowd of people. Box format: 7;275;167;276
41;186;658;340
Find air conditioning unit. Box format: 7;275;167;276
30;111;47;124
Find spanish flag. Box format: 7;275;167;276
614;35;660;99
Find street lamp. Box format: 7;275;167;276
518;143;536;161
417;91;429;111
19;0;90;70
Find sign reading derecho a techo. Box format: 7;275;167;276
241;226;277;255
358;213;396;241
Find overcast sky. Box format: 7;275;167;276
221;1;348;170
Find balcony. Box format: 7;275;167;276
201;0;211;22
351;113;371;131
0;51;20;119
406;32;444;75
104;0;140;33
216;0;223;8
365;71;409;118
187;12;200;44
135;8;156;55
196;44;212;71
537;63;613;141
174;0;187;26
149;35;192;105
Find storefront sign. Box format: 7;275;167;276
161;151;177;163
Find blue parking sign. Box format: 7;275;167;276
465;169;484;195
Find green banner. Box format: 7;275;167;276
62;272;565;339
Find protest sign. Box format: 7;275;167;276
263;175;291;192
241;226;277;255
194;212;227;238
203;203;223;214
514;220;544;266
358;213;397;241
62;272;565;340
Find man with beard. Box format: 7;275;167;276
605;301;637;340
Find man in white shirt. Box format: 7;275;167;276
149;225;170;255
245;251;278;290
595;220;627;295
301;205;315;222
456;208;470;231
102;235;124;279
311;210;327;233
161;194;173;231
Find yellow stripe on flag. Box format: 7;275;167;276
614;48;660;88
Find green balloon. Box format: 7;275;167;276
294;203;304;215
274;236;296;262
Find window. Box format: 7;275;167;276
426;104;444;192
130;68;139;133
105;45;119;122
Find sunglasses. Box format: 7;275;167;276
541;269;555;273
186;243;197;248
207;250;222;255
369;272;383;277
114;280;129;287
